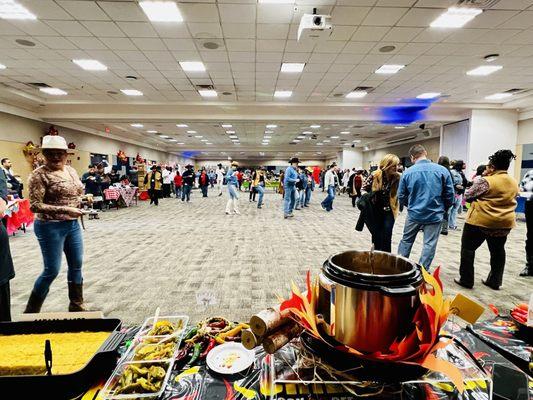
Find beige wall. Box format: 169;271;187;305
0;112;191;195
515;118;533;179
195;159;326;169
363;137;440;167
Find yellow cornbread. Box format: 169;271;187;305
0;331;110;376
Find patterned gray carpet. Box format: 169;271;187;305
7;188;531;325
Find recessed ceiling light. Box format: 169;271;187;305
302;131;312;135
139;1;183;22
125;75;137;81
201;139;208;142
484;54;499;62
226;130;235;134
274;90;292;98
346;90;367;99
131;123;144;128
353;140;361;143
147;130;158;133
229;135;238;139
416;92;441;99
375;64;405;74
379;45;396;53
340;131;350;134
0;63;6;69
0;1;36;20
221;124;232;128
194;135;203;138
198;89;217;97
187;130;196;133
179;61;206;72
39;87;67;96
177;142;185;145
159;135;169;138
331;136;339;139
168;139;178;142
296;136;305;139
72;59;107;71
310;125;321;129
316;143;323;146
430;7;482;29
264;135;272;139
176;123;188;127
205;142;213;145
264;130;274;134
121;89;143;96
466;65;502;76
281;63;305;73
394;126;406;129
262;143;269;145
485;92;513;100
323;139;331;143
266;124;277;128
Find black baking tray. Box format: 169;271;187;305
0;318;124;399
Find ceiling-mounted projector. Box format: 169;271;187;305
297;13;332;42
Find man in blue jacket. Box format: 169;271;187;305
397;144;454;271
283;157;300;219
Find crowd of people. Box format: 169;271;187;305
0;134;531;323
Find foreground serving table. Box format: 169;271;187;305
103;187;138;208
72;315;531;400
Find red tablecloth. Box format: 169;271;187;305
4;199;34;235
104;187;138;207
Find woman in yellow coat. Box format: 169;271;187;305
144;165;163;206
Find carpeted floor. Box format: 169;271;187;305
7;188;531;325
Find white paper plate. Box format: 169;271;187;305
206;342;255;375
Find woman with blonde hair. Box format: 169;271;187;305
362;154;401;252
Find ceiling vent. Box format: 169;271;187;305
196;84;215;90
26;82;50;88
456;0;500;8
504;88;525;94
354;86;373;92
387;135;418;145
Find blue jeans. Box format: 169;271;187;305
448;195;462;228
283;185;297;215
398;215;441;271
321;185;335;211
256;185;265;207
201;185;208;197
181;184;191;201
305;187;312;206
175;185;181;199
372;211;395;252
33;220;83;298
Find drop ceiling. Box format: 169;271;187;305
0;0;532;159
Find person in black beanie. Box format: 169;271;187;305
0;171;15;321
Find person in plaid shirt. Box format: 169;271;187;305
519;169;533;277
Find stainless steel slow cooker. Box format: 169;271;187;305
316;250;423;353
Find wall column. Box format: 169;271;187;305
341;148;363;170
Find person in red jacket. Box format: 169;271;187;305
199;169;209;197
237;170;244;191
173;170;183;199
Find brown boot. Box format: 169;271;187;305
24;291;46;313
68;282;86;312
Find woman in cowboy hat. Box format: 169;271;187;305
225;161;240;214
25;134;86;313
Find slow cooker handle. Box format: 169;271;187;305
379;285;418;297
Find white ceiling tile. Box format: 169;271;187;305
411;28;453;43
81;21;125;37
490;0;533;10
228;52;255;62
131;38;167;51
396;8;444;27
331;7;371;25
282;52;311;62
57;1;110;21
412;0;456;7
36;36;78;50
257;4;294;23
187;23;223;38
219;4;256;23
382;27;423;42
6;20;58;36
180;3;220;22
256;52;283;62
68;36;107;50
377;0;416;5
350;26;389;41
442;29;490;44
19;0;73;19
226;38;255;52
498;11;533;29
361;7;408;26
143;51;176;63
96;1;147;21
504;29;533;44
200;51;229;62
285;39;316;52
471;29;521;44
45;20;92;36
342;41;374;54
257;24;289;39
256;39;285;52
100;37;137;51
334;53;365;63
151;23;191;39
328;25;357;41
115;50;149;62
399;42;434;55
116;22;157;38
222;23;255;39
465;10;518;29
314;41;345;53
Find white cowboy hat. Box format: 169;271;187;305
42;135;68;150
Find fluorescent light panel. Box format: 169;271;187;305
417;92;441;99
121;89;143;96
176;123;188;127
187;130;197;133
281;63;305;73
310;125;321;128
198;89;217;97
430;7;482;28
0;0;36;20
0;63;6;69
139;1;183;22
179;61;206;72
72;59;107;71
221;124;232;128
466;65;502;76
375;64;405;74
274;90;292;98
40;87;67;96
346;90;367;99
266;124;277;128
131;123;144;128
485;93;513;100
147;130;158;133
258;0;294;3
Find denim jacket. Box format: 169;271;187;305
226;169;238;186
398;159;454;224
284;166;298;187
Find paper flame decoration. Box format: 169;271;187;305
279;267;464;393
378;98;437;125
